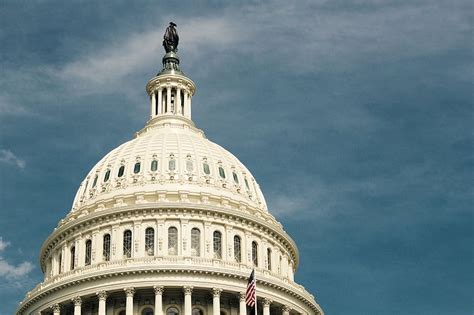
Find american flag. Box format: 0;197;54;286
245;269;256;312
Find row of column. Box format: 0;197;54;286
48;287;291;315
150;87;192;119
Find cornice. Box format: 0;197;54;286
17;265;322;315
40;202;298;272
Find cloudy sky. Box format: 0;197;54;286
0;1;472;314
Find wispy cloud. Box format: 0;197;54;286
0;237;34;280
53;0;470;87
0;149;26;169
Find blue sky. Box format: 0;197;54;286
0;1;472;314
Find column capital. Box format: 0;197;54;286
212;288;223;297
51;304;61;312
96;290;108;301
183;286;193;295
282;305;291;313
239;292;246;302
263;298;273;307
124;287;135;297
72;296;82;306
153;285;164;295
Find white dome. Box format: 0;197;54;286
71;116;268;214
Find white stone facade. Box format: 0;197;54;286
16;37;323;315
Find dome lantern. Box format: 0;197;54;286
146;22;196;126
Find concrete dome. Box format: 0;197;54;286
71;115;267;214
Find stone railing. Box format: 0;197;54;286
26;256;309;300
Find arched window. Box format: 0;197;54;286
151;160;158;172
203;162;210;175
85;239;92;266
92;175;98;188
244;178;250;190
168;227;178;255
118;165;125;177
278;255;282;273
104;169;111;182
234;235;241;263
213;231;222;259
134;162;141;174
267;248;272;270
191;228;200;256
192;308;203;315
169;159;176;171
58;252;62;274
145;227;155;256
167;307;179;315
81;179;89;197
218;166;226;179
252;241;258;267
186;160;193;172
103;234;111;261
142;307;154;315
123;230;132;258
70;246;76;270
232;172;239;184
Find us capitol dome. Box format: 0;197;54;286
17;23;324;315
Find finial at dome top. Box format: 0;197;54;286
163;22;179;53
159;22;182;76
145;22;196;124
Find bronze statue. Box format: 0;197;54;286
163;22;179;53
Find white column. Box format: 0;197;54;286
184;286;193;315
51;304;61;315
282;306;291;315
212;288;222;315
263;299;272;315
153;286;164;315
187;94;192;118
158;89;163;115
72;297;82;315
111;225;119;260
166;87;171;113
151;91;156;117
176;88;182;114
97;291;107;315
77;237;84;267
239;292;247;315
124;288;135;315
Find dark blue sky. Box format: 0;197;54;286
0;1;472;314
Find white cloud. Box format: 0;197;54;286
0;237;34;280
0;149;26;169
44;0;469;97
0;237;10;252
0;259;34;279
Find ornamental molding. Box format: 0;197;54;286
50;304;60;312
71;296;82;306
96;290;107;300
124;287;135;297
263;298;273;307
41;204;297;273
17;267;321;315
183;286;193;295
153;286;164;294
282;305;292;313
212;288;222;297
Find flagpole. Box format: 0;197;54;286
254;268;257;315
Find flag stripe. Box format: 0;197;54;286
245;270;256;307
